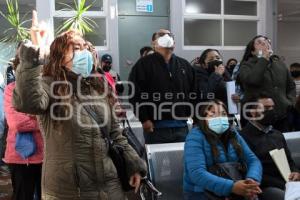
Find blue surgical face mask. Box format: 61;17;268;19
208;117;230;135
72;49;94;78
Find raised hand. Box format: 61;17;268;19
30;10;49;48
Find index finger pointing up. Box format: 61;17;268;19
32;10;38;28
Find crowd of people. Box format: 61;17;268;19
1;10;300;200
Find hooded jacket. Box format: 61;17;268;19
3;82;43;164
184;127;262;196
239;56;296;119
13;43;147;200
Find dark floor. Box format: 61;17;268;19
0;165;12;200
0;165;141;200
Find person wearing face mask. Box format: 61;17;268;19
226;58;238;76
11;11;147;200
194;49;239;106
128;29;196;144
241;94;300;200
238;35;296;132
288;63;300;131
289;63;300;97
99;54;124;95
184;99;262;200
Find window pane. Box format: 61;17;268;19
184;19;221;46
224;20;257;46
224;0;257;16
85;18;106;46
55;0;103;11
0;0;35;66
54;17;107;46
55;0;76;10
85;0;104;11
185;0;221;14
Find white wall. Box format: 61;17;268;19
278;21;300;67
33;0;277;72
170;0;277;63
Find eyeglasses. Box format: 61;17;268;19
156;32;175;39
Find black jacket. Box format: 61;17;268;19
241;122;299;190
239;56;296;119
128;52;196;123
193;65;229;104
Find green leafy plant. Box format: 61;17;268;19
0;0;30;42
56;0;97;35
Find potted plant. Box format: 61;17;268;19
56;0;97;35
0;0;30;69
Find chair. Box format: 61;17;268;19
145;143;184;200
284;132;300;168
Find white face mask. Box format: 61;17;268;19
257;50;263;58
157;34;174;48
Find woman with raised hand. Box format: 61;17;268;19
13;11;146;200
238;35;296;132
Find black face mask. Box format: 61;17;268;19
207;60;223;74
103;64;112;72
291;71;300;78
229;64;236;70
259;109;276;126
227;64;236;74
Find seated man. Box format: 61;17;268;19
241;94;300;200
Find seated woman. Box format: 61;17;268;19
183;99;262;200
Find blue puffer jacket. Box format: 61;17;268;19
183;127;262;196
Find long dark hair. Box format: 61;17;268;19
226;58;238;67
199;49;221;67
196;99;244;162
241;35;269;64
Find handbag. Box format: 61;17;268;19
122;119;145;157
208;162;247;181
15;132;36;159
82;104;134;191
205;162;247;200
82;105;161;195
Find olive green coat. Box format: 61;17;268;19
239;56;296;119
13;44;147;200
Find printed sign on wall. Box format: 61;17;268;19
136;0;153;13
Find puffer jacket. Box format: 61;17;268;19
3;82;43;164
184;127;262;196
13;44;147;200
